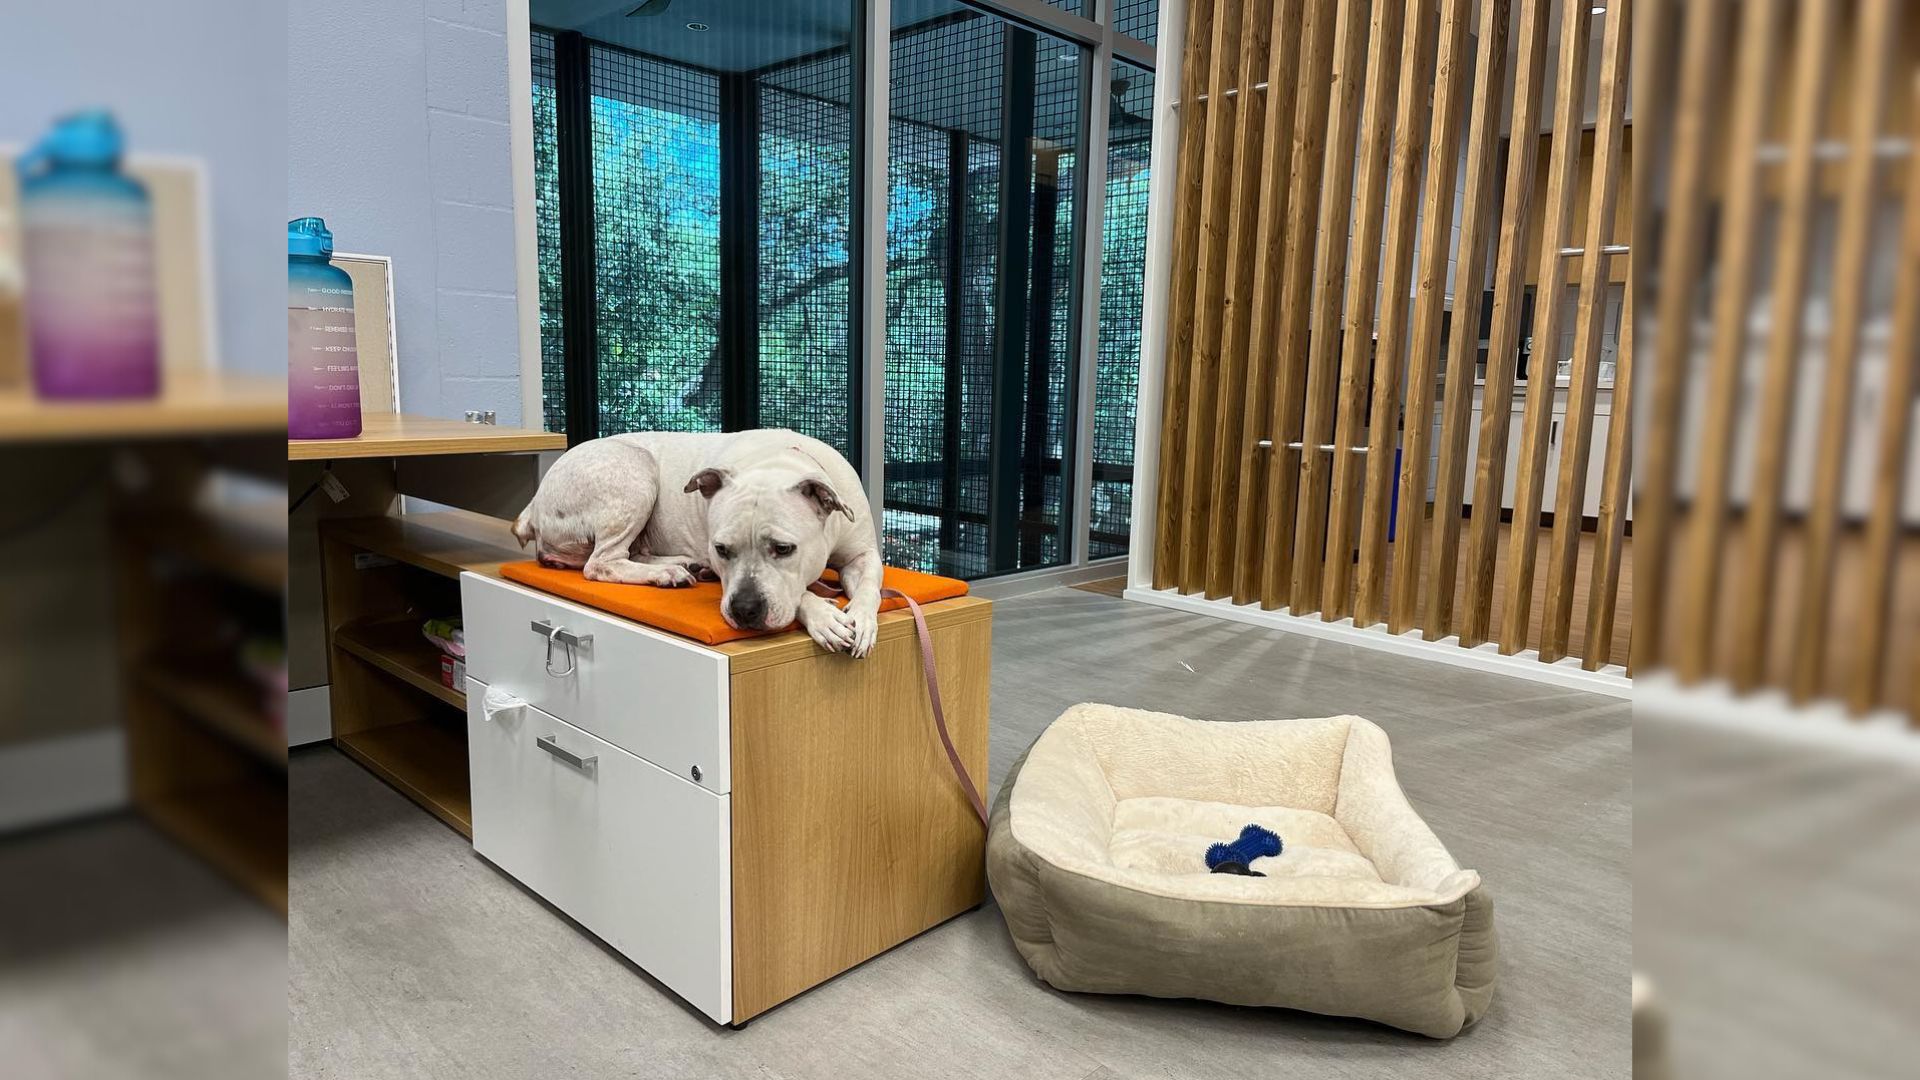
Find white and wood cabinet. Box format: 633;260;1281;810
458;572;992;1026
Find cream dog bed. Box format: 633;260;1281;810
986;704;1497;1038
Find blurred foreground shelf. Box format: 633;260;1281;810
0;371;285;444
141;780;288;915
135;661;288;770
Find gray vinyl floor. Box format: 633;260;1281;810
289;587;1631;1080
0;816;286;1080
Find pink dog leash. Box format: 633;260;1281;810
882;586;989;829
813;578;987;828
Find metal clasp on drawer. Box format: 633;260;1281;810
531;619;592;677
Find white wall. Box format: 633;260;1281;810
288;0;527;422
0;0;287;377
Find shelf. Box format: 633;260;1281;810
0;370;285;446
124;503;287;594
140;780;288;914
335;720;472;837
290;413;565;461
136;662;288;769
335;617;465;710
321;509;527;581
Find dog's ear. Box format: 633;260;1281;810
793;477;856;522
683;467;731;499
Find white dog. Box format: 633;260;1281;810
511;429;884;658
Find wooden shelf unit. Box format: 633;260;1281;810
289;413;565;461
335;720;472;835
112;442;289;915
320;511;523;838
335;617;465;710
144;777;288;914
135;662;288;769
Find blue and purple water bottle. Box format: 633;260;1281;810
287;216;362;439
16;111;160;400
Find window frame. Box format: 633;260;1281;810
525;0;1156;583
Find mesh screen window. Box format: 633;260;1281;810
1090;62;1154;558
759;51;857;459
587;46;723;436
1115;0;1160;46
884;11;1084;578
532;29;564;433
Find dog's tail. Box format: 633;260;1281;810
510;505;537;548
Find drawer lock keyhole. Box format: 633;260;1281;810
690;765;703;782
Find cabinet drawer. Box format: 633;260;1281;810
461;573;730;793
466;681;732;1023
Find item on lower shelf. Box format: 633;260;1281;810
241;637;288;732
422;616;464;657
439;652;466;690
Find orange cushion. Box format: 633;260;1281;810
496;561;969;645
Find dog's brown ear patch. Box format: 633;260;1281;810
684;468;730;498
793;477;856;522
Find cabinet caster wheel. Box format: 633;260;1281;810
727;1020;752;1031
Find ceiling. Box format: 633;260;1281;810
535;0;1132;146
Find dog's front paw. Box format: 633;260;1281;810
847;607;879;659
799;596;857;653
649;565;696;588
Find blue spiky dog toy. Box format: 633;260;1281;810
1205;824;1282;877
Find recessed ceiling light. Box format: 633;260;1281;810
686;21;710;31
1591;4;1606;12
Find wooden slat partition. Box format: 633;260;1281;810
1498;0;1593;655
1150;0;1216;590
1287;0;1374;613
1633;0;1729;674
1418;0;1512;640
1457;0;1556;647
1145;0;1653;687
1538;0;1631;663
1670;0;1781;681
1726;0;1838;689
1176;0;1246;592
1141;0;1920;712
1203;0;1277;599
1229;0;1307;604
1852;75;1920;713
1260;0;1344;608
1785;0;1899;703
1584;267;1632;672
1323;0;1422;620
1359;0;1459;626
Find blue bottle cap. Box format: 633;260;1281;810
288;216;334;258
18;110;124;177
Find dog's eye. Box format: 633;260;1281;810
713;543;733;561
769;541;796;559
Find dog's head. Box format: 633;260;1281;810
683;463;854;631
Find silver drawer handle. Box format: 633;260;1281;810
536;734;596;770
531;619;591;677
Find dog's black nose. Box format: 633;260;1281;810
728;592;766;629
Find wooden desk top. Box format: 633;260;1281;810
0;370;285;445
322;509;990;673
289;412;566;461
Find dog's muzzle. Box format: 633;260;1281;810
726;589;767;630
